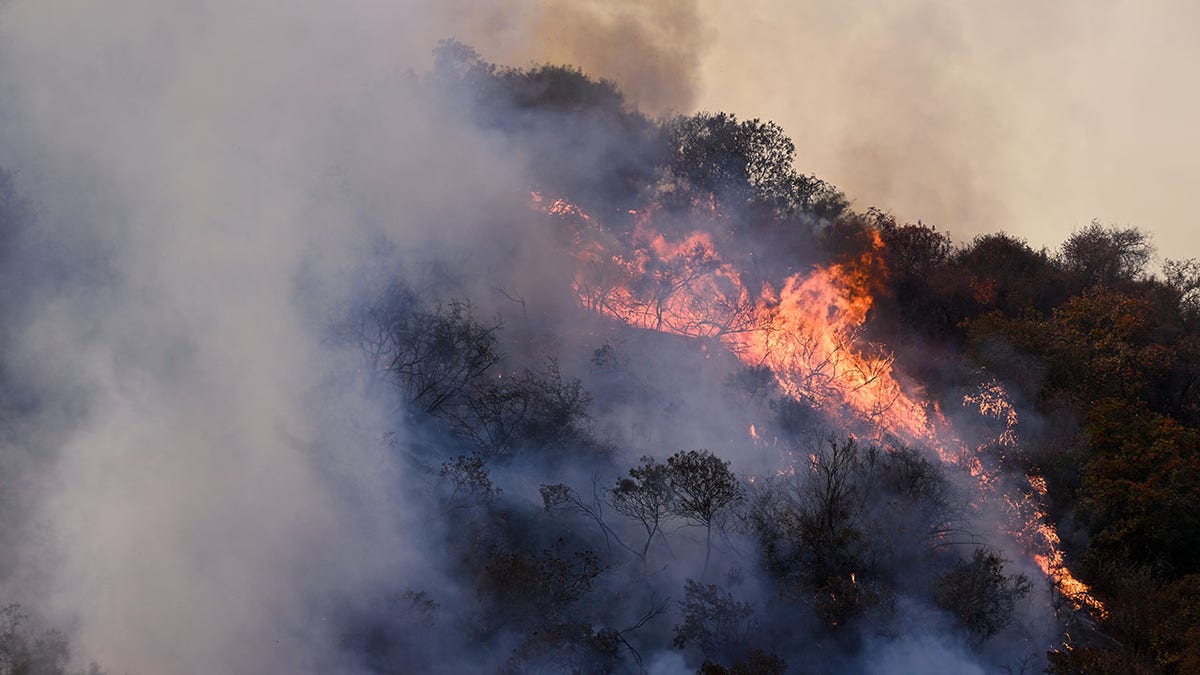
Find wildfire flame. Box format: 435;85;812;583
532;192;1105;619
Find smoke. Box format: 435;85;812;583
696;1;1200;256
446;0;707;116
0;1;535;672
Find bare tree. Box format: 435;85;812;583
350;285;502;418
541;480;636;559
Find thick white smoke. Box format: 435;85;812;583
0;2;534;672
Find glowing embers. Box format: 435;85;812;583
964;381;1107;619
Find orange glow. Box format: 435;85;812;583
532;192;1105;619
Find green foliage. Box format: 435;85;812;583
1047;569;1200;674
951;232;1065;318
872;215;955;334
1149;574;1200;673
1081;399;1200;576
967;287;1175;405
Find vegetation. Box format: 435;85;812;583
2;39;1198;674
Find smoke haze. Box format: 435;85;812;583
0;2;527;672
696;0;1200;257
448;0;706;116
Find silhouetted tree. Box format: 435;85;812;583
1060;221;1153;288
673;580;754;662
542;481;635;559
935;548;1031;644
610;456;674;563
479;539;603;632
439;453;500;507
660;113;845;219
352;286;502;418
458;359;592;455
667;449;742;577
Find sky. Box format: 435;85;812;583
693;1;1200;260
461;0;1200;261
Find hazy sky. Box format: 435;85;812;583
694;1;1200;260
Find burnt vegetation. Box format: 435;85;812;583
1;41;1198;674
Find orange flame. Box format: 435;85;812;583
533;192;1105;619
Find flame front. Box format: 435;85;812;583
534;192;1104;619
563;199;931;439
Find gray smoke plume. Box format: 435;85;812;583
0;2;531;672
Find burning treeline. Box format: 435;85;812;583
535;187;1104;615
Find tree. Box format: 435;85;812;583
660;113;846;218
438;453;500;507
673;579;754;662
1081;399;1200;576
947;232;1065;324
0;603;106;675
501;598;668;675
1164;258;1200;319
609;456;674;563
541;480;635;559
667;449;742;577
478;539;603;632
350;286;502;418
873;214;955;335
457;359;592;455
745;437;873;585
966;286;1175;406
500;624;620;675
1060;221;1153;288
934;548;1031;643
743;438;955;628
